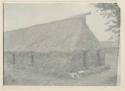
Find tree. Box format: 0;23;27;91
93;3;120;42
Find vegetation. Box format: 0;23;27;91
93;3;120;42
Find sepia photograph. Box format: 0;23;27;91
3;2;120;86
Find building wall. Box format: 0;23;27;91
4;49;106;74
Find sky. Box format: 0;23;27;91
4;3;113;41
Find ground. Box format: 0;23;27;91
4;48;119;86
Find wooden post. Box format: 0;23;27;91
83;50;88;69
97;49;100;66
13;53;15;64
97;49;105;65
31;55;34;67
101;49;106;65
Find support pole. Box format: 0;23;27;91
97;49;100;66
83;50;88;69
31;55;34;67
13;53;15;64
97;49;105;65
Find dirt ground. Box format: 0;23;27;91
4;49;119;86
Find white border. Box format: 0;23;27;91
0;0;125;90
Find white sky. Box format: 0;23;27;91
4;3;113;41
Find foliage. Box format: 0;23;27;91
93;3;120;42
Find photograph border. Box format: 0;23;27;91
0;0;125;90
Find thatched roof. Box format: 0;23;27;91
4;13;101;52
